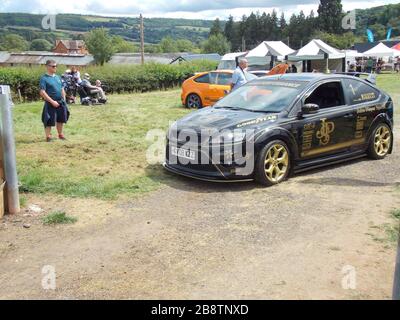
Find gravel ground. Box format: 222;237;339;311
0;130;399;300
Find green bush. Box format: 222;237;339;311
0;60;218;102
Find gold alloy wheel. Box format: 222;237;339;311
264;144;289;183
374;125;391;157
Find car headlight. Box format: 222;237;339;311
210;130;246;145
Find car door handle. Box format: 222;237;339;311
344;113;355;119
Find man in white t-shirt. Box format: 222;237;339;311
231;58;248;91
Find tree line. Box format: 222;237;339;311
216;0;364;51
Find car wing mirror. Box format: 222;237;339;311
301;103;319;115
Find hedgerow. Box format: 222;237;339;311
0;60;218;102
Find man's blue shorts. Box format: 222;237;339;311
42;101;69;127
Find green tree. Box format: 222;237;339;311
159;36;177;53
202;33;231;55
224;15;235;43
224;15;242;51
30;38;53;51
246;12;259;45
317;0;343;34
279;13;287;31
297;11;307;45
312;31;361;49
111;36;138;53
368;24;387;41
209;18;223;36
85;28;114;65
0;34;29;52
270;10;279;40
175;39;195;52
144;44;162;53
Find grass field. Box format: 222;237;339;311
13;74;399;200
15;90;189;200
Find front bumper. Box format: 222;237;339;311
164;139;255;182
163;162;253;182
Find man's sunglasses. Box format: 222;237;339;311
48;65;57;68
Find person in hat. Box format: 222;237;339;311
81;73;107;102
39;60;70;142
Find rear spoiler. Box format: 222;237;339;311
334;72;377;85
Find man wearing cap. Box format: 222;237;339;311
39;60;70;142
81;73;107;102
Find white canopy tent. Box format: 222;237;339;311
363;42;397;58
246;41;294;58
344;50;363;58
393;49;400;57
288;39;345;61
287;39;345;72
221;52;247;61
245;41;294;71
218;52;247;70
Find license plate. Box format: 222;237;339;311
171;146;196;161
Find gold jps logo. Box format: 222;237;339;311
316;118;335;145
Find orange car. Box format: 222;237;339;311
181;64;290;108
181;70;233;108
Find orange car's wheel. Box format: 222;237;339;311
186;93;202;109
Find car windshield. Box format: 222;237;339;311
215;80;306;113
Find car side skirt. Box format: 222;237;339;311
293;150;367;173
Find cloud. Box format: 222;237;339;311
0;0;398;19
0;0;315;14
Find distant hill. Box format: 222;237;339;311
354;3;400;40
0;13;215;45
0;2;399;48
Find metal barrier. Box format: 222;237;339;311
0;85;20;215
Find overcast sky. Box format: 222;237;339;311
0;0;399;20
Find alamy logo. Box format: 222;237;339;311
342;265;357;290
42;265;56;290
42;14;57;31
342;10;356;30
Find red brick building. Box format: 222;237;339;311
53;40;88;55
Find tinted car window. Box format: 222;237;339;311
305;81;345;109
217;73;232;85
214;80;307;113
343;79;380;105
194;74;210;84
209;72;218;85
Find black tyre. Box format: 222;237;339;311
368;123;392;160
186;93;202;109
255;140;291;186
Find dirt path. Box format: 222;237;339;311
1;131;399;300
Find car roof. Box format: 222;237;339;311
257;72;369;83
263;73;332;82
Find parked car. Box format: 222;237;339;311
182;70;260;109
166;73;394;186
181;70;234;108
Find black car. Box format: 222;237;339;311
164;73;394;186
